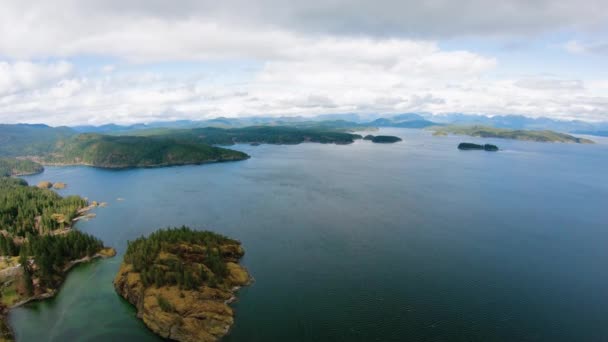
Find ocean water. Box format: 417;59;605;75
10;128;608;341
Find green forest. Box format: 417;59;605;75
46;134;249;168
430;125;595;143
133;126;363;145
124;227;241;290
0;177;106;294
0;124;363;170
0;177;87;237
0;124;75;157
0;158;43;177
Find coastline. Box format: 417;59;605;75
0;248;116;342
112;229;253;342
25;155;250;170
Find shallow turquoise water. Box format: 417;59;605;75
10;129;608;341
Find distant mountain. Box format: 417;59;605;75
313;113;362;122
571;130;608;137
0;124;76;156
366;115;438;128
431;125;595;144
425;114;608;134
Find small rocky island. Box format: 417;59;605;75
114;227;251;342
458;142;499;151
363;135;402;143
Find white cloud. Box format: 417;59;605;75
514;78;585;91
0;50;606;125
0;1;606;124
1;1;608;60
564;40;608;56
0;61;73;96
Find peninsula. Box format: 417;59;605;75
114;227;251;342
430;125;594;144
0;158;43;177
0;124;363;170
0;177;115;341
39;134;249;169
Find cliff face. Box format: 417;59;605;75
113;243;251;342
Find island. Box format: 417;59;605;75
362;135;402;143
114;227;251;342
0;177;115;341
430;125;594;144
458;142;499;151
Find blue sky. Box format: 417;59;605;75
0;0;607;125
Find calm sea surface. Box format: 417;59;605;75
10;128;608;341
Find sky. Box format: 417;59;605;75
1;0;607;125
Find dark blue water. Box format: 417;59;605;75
10;129;608;341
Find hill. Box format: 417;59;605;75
129;126;363;145
368;116;437;128
430;125;594;144
0;124;76;157
42;134;249;168
0;158;43;177
0;124;363;169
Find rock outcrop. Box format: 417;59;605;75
113;229;251;342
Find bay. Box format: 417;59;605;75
10;128;608;341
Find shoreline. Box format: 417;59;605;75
10;248;116;310
24;156;249;170
1;248;116;341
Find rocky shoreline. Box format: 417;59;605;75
113;230;252;342
24;155;249;170
0;248;116;341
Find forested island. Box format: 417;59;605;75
0;158;43;177
363;135;402;143
458;143;499;151
430;125;594;143
114;227;251;342
0;177;115;341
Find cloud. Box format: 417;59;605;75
0;61;73;96
564;40;608;56
1;54;606;125
1;1;608;60
514;78;585;91
0;1;606;124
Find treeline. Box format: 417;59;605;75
138;126;363;145
0;177;87;236
45;134;249;168
0;176;105;293
0;124;75;157
125;227;237;290
0;158;43;177
20;231;104;290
